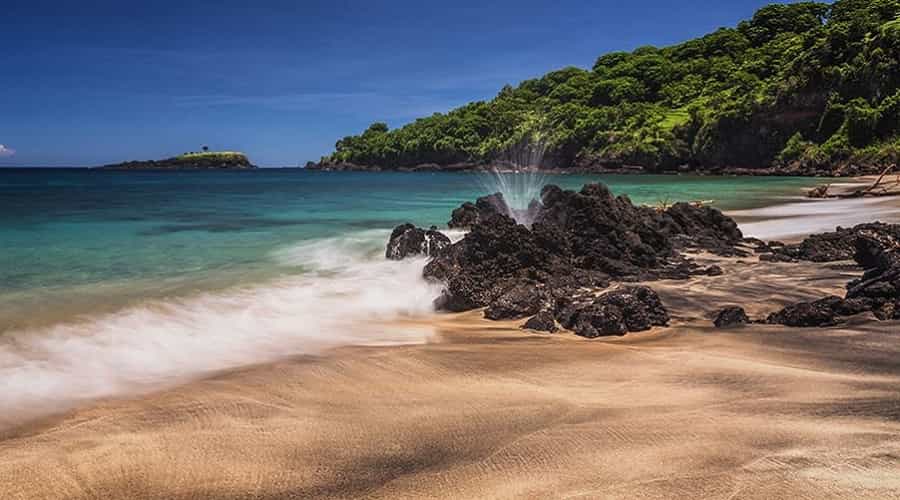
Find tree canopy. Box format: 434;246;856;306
325;0;900;173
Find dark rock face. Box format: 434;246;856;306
522;311;558;333
759;223;900;263
713;306;750;328
662;202;744;255
426;183;745;318
446;192;546;229
484;284;549;320
846;234;900;320
766;298;844;327
448;193;510;229
767;226;900;326
385;224;451;260
555;286;669;338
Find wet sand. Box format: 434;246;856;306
2;252;900;499
2;190;900;499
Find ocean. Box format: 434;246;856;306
0;168;828;426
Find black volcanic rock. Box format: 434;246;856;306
426;212;557;312
661;202;745;256
522;312;558;333
766;298;844;327
421;183;749;335
448;193;511;229
767;225;900;326
385;224;451;260
555;286;669;338
484;284;549;320
713;306;750;328
760;223;900;263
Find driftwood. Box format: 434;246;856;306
834;164;900;199
807;184;831;198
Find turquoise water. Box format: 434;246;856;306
0;168;831;427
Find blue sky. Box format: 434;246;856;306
1;0;796;167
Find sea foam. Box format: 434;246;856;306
0;230;442;429
732;196;900;240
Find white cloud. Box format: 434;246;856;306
0;145;15;157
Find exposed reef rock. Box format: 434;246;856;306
425;183;744;318
393;182;751;337
767;228;900;326
484;285;549;321
713;306;750;328
447;193;542;230
522;312;558;333
555;286;670;338
756;223;900;263
385;224;451;260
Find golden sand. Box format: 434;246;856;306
2;252;899;499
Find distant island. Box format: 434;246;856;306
309;0;900;177
99;151;256;170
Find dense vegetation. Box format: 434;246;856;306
323;0;900;174
176;151;248;161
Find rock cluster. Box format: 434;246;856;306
555;286;670;338
522;311;558;333
713;306;750;328
767;227;900;326
425;184;742;316
756;223;900;263
385;224;451;260
390;182;747;337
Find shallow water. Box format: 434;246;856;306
0;168;830;426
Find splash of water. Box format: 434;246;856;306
477;138;549;226
477;171;547;226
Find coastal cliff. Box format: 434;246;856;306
313;0;900;176
99;152;256;170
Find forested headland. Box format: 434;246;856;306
311;0;900;175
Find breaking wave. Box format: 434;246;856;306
0;230;443;428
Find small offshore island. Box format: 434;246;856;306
98;151;257;170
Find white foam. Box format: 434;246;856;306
0;231;443;428
732;196;900;240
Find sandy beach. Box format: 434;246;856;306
2;193;900;499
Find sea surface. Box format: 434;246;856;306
0;168;829;426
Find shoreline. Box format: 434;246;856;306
2;179;900;498
2;251;899;498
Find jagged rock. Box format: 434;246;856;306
766;298;843;327
425;183;746;323
555;286;669;338
385;223;451;260
761;223;900;263
484;285;549;320
759;252;796;263
766;229;900;326
713;306;750;328
448;193;509;229
522;311;558;333
662;202;744;255
426;212;558;311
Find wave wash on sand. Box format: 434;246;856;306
0;230;443;429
